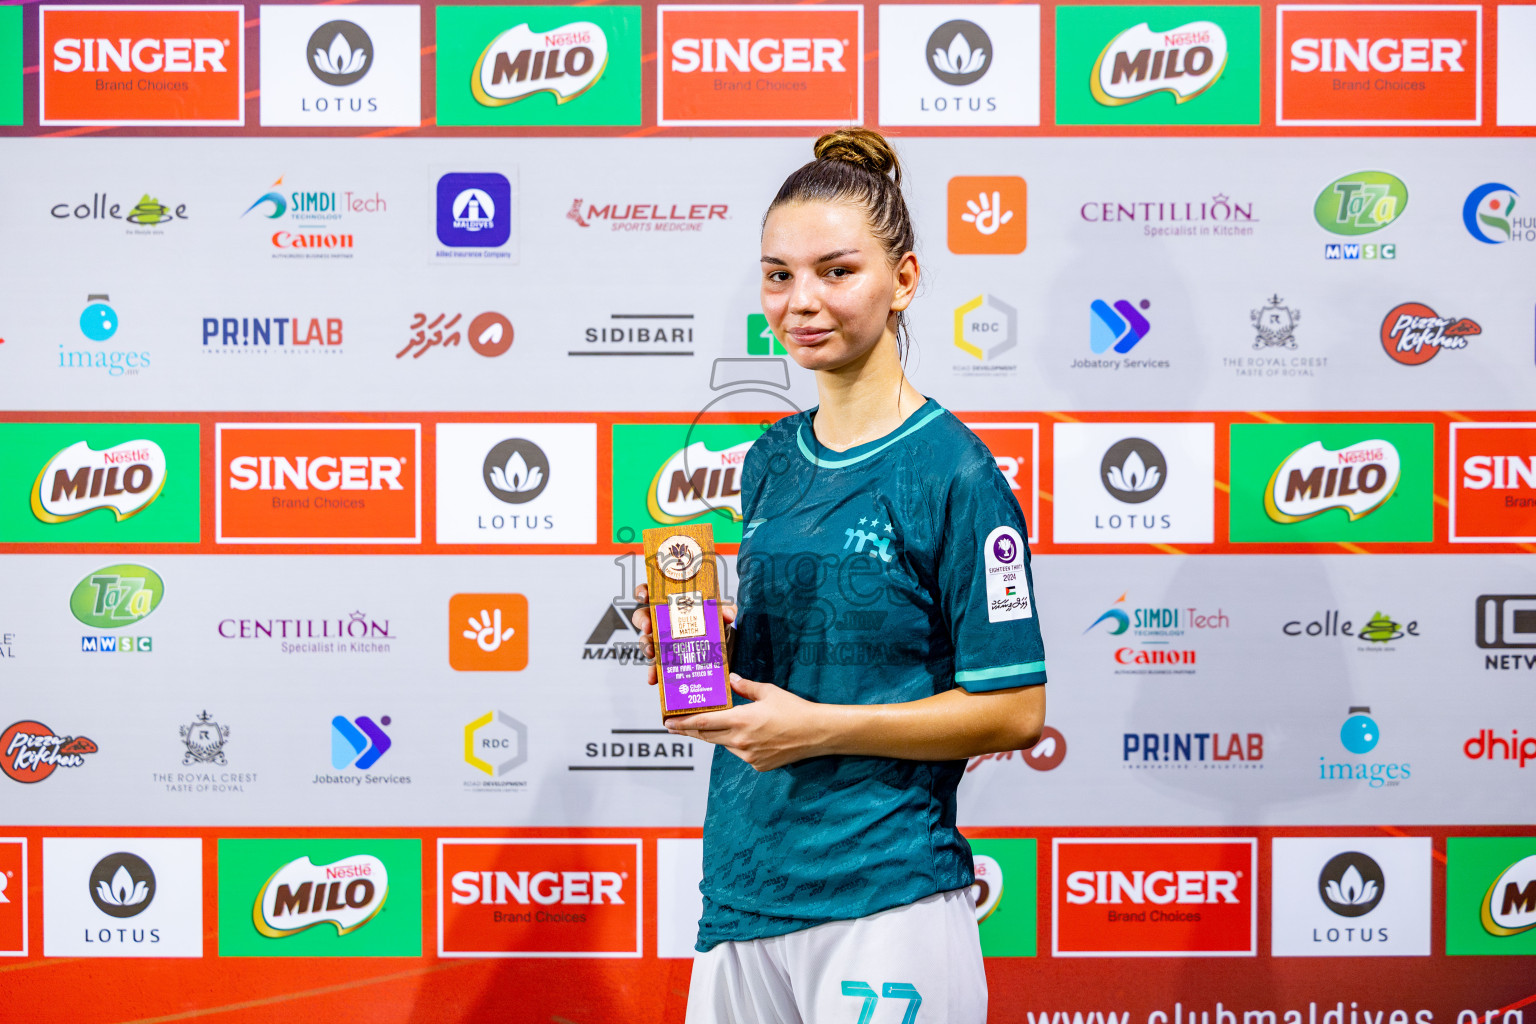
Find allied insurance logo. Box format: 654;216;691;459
1277;5;1482;126
1053;838;1257;956
1450;424;1536;542
658;5;864;126
438;839;642;957
40;5;244;126
215;423;421;544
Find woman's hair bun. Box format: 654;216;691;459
813;128;901;187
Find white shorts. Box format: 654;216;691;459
684;888;987;1024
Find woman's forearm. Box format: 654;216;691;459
814;685;1045;762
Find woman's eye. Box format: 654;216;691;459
826;267;850;278
767;271;790;283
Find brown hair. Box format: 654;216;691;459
766;128;918;354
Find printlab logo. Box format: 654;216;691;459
1;720;98;783
448;594;529;671
483;439;548;503
180;710;229;766
89;853;154;918
398;311;513;359
202;315;345;354
436;172;513;252
330;715;391;770
1316;170;1407;260
1101;438;1166;503
1122;730;1263;770
947;176;1027;254
1463;183;1528;244
308;21;371;85
1318;852;1384;917
1380;303;1480;365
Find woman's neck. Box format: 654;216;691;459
811;331;927;452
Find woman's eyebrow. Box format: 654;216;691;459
760;249;861;266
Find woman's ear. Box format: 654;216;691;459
891;251;919;313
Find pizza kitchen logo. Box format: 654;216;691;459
31;439;166;524
2;720;98;783
1091;19;1228;106
1379;302;1479;365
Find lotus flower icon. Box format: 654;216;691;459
482;439;549;504
315;32;368;77
925;20;993;86
88;852;156;918
489;450;542;496
933;32;986;76
97;865;150;909
1100;438;1167;504
1105;449;1160;494
1317;851;1385;917
1324;864;1378;907
305;21;373;86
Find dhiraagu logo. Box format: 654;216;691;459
1315;171;1409;236
611;424;762;543
217;838;421;957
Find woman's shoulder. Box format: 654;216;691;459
923;406;1006;485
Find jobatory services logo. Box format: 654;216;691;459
947;176;1027;254
72;563;164;655
435;171;517;260
1271;838;1432;956
42;838;203;957
464;710;528;791
436;6;641;126
1;721;97;784
449;594;529;671
1380;302;1480;365
1316;170;1408;260
1075;298;1167;372
439;839;642;957
40;5;244;125
259;6;421;127
1;423;200;543
0;838;26;956
435;423;597;544
1320;706;1410;789
1462;183;1529;243
1122;729;1263;770
1053;838;1257;956
241;175;388;260
329;714;393;772
215;423;421;544
202;315;345;355
398;310;513;359
1084;592;1228;675
1228;423;1433;543
658;5;863;126
610;423;760;544
1055;5;1260;125
0;7;20;126
951;295;1018;377
1446;837;1536;954
1052;423;1215;544
877;5;1041;127
218;839;421;957
1450;424;1536;542
1276;4;1482;126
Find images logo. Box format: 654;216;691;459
60;293;152;377
1091;19;1228;106
1315;171;1408;236
1463;183;1527;244
1380;303;1480;365
331;715;391;770
32;439;166;524
1446;838;1536;954
1;721;97;783
1090;299;1151;354
947;176;1027;254
80;295;117;341
1277;5;1481;126
1450;425;1536;542
449;594;529;671
465;711;527;777
1320;706;1411;789
89;852;155;918
40;5;244;125
437;173;512;249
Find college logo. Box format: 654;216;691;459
40;5;244;125
42;837;202;957
398;311;513;359
449;594;529;671
947;176;1027;255
1055;5;1259;126
1277;5;1481;126
31;439;165;524
1451;425;1536;542
1053;838;1257;956
1281;609;1420;649
216;423;421;544
1;721;97;783
658;5;863;126
1053;423;1213;543
1271;838;1432;955
437;172;513;250
1446;838;1536;955
439;839;642;956
1315;171;1408;241
51;192;189;229
1229;423;1433;543
436;6;640;126
1380;303;1479;365
0;838;26;956
436;423;597;544
877;5;1041;127
1462;183;1527;244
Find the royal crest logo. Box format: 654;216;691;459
31;439;166;524
1251;294;1300;350
471;21;609;107
180;710;230;766
1090;20;1227;106
1265;440;1401;523
2;721;97;783
1379;302;1480;365
254;854;388;938
647;441;751;524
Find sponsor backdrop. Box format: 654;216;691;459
0;0;1533;1020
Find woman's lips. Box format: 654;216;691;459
787;327;833;346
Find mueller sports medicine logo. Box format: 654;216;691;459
658;5;863;126
439;839;642;956
1091;19;1228;106
471;20;609;107
41;6;244;126
1450;424;1536;542
1265;439;1400;523
255;854;388;938
1380;303;1479;365
2;721;97;783
567;200;729;233
216;424;421;544
1053;839;1257;956
31;439;166;524
1277;5;1482;126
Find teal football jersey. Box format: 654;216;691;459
696;397;1047;951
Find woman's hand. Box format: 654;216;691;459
629;583;736;688
664;674;830;772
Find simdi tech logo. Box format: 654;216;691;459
658;5;863;127
1277;5;1482;126
40;5;244;126
1446;837;1536;955
258;5;421;128
877;5;1041;128
215;423;421;544
0;423;200;544
1449;423;1536;542
218;839;421;957
1054;5;1260;126
435;6;641;126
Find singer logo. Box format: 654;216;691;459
1277;5;1481;125
0;839;25;956
438;839;642;956
1053;838;1256;955
41;5;244;125
658;5;863;126
216;424;421;544
1450;424;1536;542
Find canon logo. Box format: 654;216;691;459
52;37;228;74
1065;869;1241;905
228;456;404;491
450;870;625;906
1288;38;1463;74
669;37;845;74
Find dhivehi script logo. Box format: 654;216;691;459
1265;439;1401;524
254;854;388;938
646;440;751;524
1090;21;1227;106
31;440;167;523
1481;854;1536;937
471;21;609;107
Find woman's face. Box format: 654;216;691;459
760;200;913;373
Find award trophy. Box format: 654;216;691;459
642;524;733;719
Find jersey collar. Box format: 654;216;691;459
794;397;946;469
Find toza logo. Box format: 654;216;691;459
1091;20;1228;106
1265;439;1401;523
255;854;388;938
1315;171;1409;236
31;439;166;524
70;564;163;629
307;20;370;86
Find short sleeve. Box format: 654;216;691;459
935;453;1047;692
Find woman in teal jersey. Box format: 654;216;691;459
633;128;1048;1023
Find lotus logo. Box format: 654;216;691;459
89;852;155;918
1482;853;1536;936
482;439;549;504
926;20;991;86
1100;438;1167;504
255;854;388;938
31;439;167;524
471;21;610;107
1090;21;1228;106
1265;439;1401;524
307;21;372;86
1318;851;1385;917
